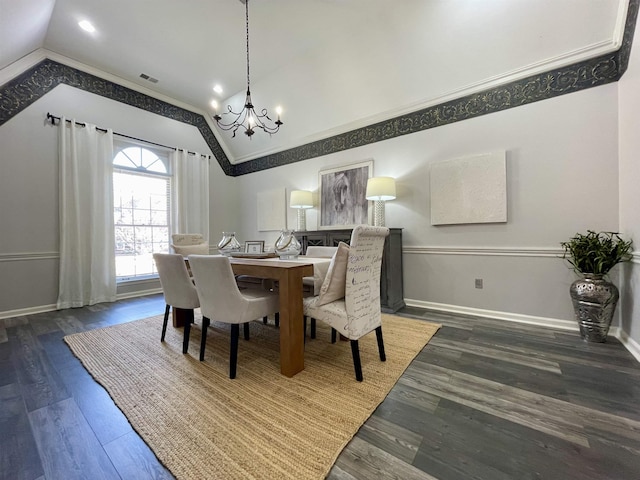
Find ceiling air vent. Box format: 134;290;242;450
139;73;159;83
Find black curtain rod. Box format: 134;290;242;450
46;113;211;159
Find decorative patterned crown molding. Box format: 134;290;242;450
0;0;637;177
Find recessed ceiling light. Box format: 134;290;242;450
213;85;223;94
210;100;219;110
78;20;96;33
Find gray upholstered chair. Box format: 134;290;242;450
171;233;209;255
303;245;338;339
152;253;201;354
188;254;280;379
302;225;389;381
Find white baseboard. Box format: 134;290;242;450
617;329;640;363
0;288;162;320
0;304;58;320
405;299;578;330
405;299;640;363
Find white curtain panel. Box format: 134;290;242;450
172;149;210;239
57;117;116;309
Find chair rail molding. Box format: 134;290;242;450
0;252;59;262
403;246;564;258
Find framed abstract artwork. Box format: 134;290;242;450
318;160;372;230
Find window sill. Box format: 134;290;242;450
117;274;159;285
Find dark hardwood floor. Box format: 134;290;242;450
2;295;639;479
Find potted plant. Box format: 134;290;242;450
560;230;633;342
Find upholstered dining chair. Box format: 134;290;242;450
188;254;280;379
171;233;209;255
152;253;201;355
303;245;338;339
302;225;390;381
305;245;340;258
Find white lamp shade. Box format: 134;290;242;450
366;177;396;201
290;190;313;208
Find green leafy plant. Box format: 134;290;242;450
561;230;633;276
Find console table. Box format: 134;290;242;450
294;228;405;313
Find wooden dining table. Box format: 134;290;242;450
174;257;316;377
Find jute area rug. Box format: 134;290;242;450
64;313;440;480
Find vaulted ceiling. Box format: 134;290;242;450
0;0;627;164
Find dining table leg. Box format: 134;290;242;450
277;269;305;377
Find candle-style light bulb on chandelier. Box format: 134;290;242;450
213;0;283;138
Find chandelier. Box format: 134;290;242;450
213;0;283;138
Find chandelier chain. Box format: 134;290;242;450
245;0;250;90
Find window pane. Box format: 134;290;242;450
114;146;167;173
115;226;135;253
150;210;167;225
133;208;151;225
114;148;138;169
115;255;137;277
150;193;167;210
113;158;170;280
114;207;133;225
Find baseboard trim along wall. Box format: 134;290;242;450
0;303;58;321
618;330;640;363
0;288;162;320
405;298;640;363
405;298;577;330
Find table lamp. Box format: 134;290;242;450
290;190;313;231
365;177;396;227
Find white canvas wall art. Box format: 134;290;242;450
430;151;507;225
257;188;287;231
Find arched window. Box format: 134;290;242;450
113;142;172;281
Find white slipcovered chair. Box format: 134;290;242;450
152;253;201;355
188;254;280;379
171;233;209;255
305;245;339;258
303;245;338;339
303;225;389;381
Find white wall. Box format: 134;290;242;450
619;17;640;346
233;84;620;328
0;83;238;314
0;66;628;336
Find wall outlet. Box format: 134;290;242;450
475;278;483;289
